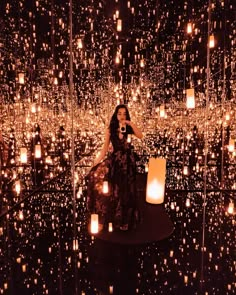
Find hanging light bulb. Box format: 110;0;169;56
45;156;53;165
20;147;27;164
227;201;234;214
187;22;193;34
185;198;191;207
73;239;78;251
53;77;58;85
77;38;83;49
115;53;120;64
108;222;113;232
183;166;189;175
127;134;132;143
90;214;99;234
15;180;21;195
225;112;230;121
18;73;25;84
31;103;37;113
35;144;42;158
209;35;215;48
228;139;235;152
140;58;145;68
160;104;165;118
18;211;24;220
117;19;122;31
102;180;109;194
196;162;200;172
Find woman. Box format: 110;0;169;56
0;130;8;166
87;104;143;231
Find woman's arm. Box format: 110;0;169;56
93;128;110;166
0;131;8;150
0;131;8;163
125;120;143;139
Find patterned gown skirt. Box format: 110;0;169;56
86;149;140;230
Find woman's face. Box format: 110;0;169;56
117;108;127;123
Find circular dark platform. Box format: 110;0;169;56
93;201;174;245
89;173;174;245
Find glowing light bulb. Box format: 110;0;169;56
186;88;195;109
18;73;25;84
102;181;109;194
90;214;99;234
209;35;215;48
117;19;122;31
187;23;192;34
227;201;234;214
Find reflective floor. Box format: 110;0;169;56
0;158;235;295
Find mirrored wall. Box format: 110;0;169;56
0;0;235;294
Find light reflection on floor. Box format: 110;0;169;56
0;164;235;295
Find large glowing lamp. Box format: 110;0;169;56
209;35;215;48
90;214;99;234
35;144;42;158
186;88;195;109
20;147;27;164
228;139;235;152
146;157;166;204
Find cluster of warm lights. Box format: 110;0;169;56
0;0;235;293
0;152;235;295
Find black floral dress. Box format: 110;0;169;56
86;132;140;230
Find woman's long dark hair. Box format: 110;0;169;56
109;104;133;138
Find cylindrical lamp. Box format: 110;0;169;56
160;104;165;118
186;88;195;109
117;19;122;31
187;22;192;34
35;144;42;158
183;166;189;175
209;35;215;48
102;180;109;194
90;214;99;234
77;38;83;49
140;59;145;68
227;201;234;214
127;134;132;143
146;157;166;204
20;147;27;164
228;139;235;152
108;222;113;232
15;180;21;195
18;73;25;84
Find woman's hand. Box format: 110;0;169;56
124;120;143;139
124;120;131;125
